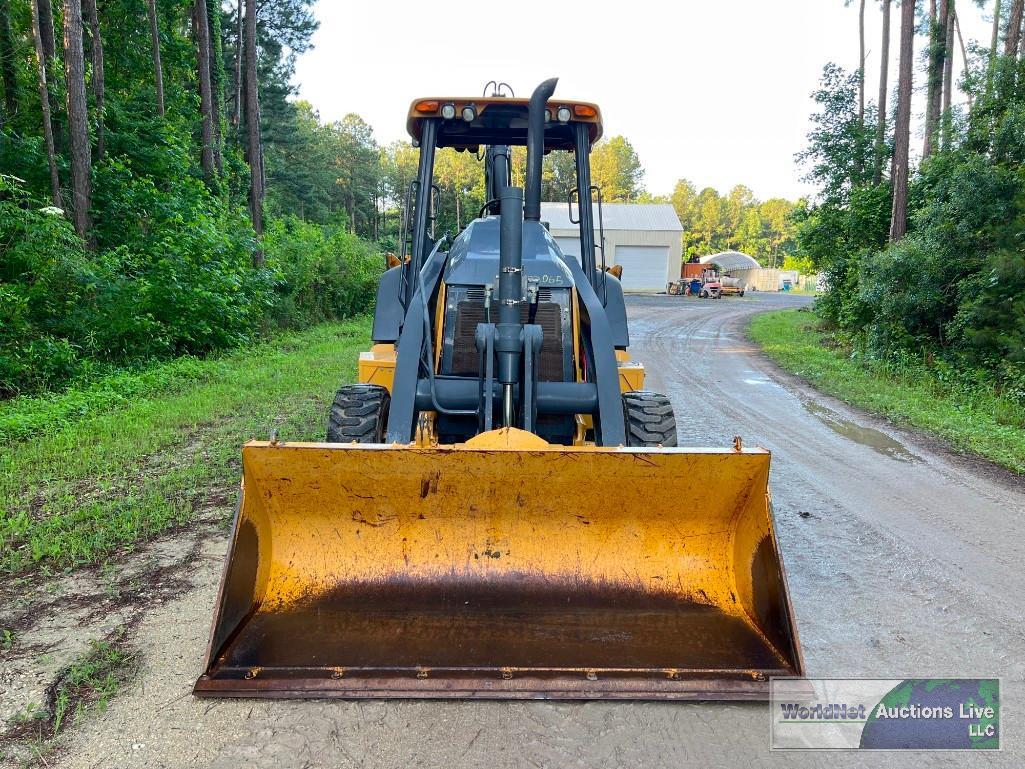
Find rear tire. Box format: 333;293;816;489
327;384;390;443
623;391;677;447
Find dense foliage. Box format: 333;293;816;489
796;2;1025;413
0;0;383;396
0;0;808;398
669;180;799;265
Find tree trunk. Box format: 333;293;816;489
31;0;62;207
991;0;1003;57
923;0;937;158
37;0;61;150
890;0;916;242
0;0;18;122
986;0;1003;101
193;0;215;180
37;0;55;61
941;0;955;150
924;0;949;160
858;0;866;126
1019;4;1025;58
206;0;223;172
146;0;164;116
854;0;866;182
243;0;264;264
82;0;103;159
954;11;972;111
874;0;891;184
1006;0;1024;57
232;0;242;127
63;0;92;238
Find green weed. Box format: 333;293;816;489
0;318;370;574
750;310;1025;475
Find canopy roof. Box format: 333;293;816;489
698;251;761;271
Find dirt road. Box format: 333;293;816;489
54;293;1024;768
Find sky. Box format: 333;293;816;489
294;0;995;202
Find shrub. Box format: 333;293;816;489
264;216;383;329
0;172;382;397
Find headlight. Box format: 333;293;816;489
557;106;572;123
461;105;477;122
441;103;456;120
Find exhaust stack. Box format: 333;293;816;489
524;78;558;222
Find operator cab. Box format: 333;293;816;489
373;81;631;446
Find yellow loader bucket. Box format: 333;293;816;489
195;430;803;699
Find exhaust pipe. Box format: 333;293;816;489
524;78;558;222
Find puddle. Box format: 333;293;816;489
742;370;778;386
803;401;920;463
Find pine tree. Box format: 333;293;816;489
923;0;949;159
874;0;891;184
146;0;164;116
1005;0;1023;57
941;0;955;150
194;0;216;180
244;0;264;263
63;0;93;237
890;0;916;241
231;0;242;127
82;0;104;159
0;0;18;122
31;0;62;207
206;0;224;172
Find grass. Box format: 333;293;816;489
0;355;228;443
50;637;137;735
0;318;371;575
749;309;1025;475
3;634;138;765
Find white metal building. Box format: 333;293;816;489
540;203;683;292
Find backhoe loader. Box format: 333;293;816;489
194;79;804;700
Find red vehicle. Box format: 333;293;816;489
668;264;744;297
699;267;744;298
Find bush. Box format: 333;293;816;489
857;235;956;353
264;216;383;328
0;173;382;397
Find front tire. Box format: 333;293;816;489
623;391;677;447
327;384;390;443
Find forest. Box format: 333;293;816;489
0;0;390;396
797;0;1025;408
0;0;801;400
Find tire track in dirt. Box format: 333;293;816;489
43;294;1025;768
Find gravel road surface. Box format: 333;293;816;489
55;293;1024;768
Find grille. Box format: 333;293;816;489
450;300;566;381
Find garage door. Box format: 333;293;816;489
554;237;582;264
614;245;670;291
